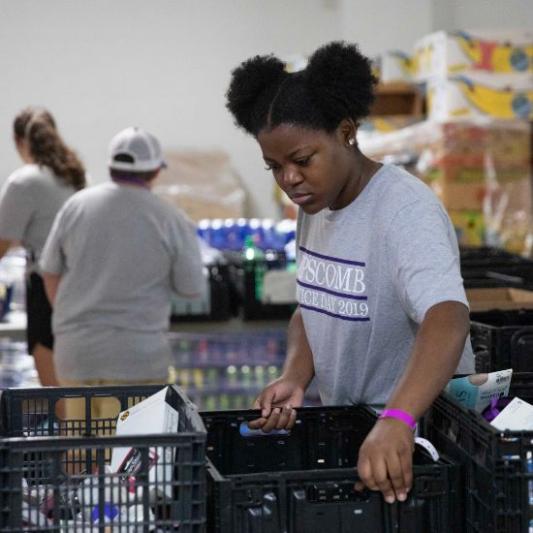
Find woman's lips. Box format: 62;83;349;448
290;193;313;206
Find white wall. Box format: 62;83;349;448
1;0;532;217
440;0;533;30
339;0;434;57
0;0;341;217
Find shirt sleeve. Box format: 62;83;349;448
170;215;207;297
387;200;469;324
0;177;34;242
39;205;67;275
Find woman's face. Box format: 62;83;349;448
257;123;356;214
15;138;32;164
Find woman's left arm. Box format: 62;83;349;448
356;300;469;503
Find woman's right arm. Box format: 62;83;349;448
249;306;315;431
0;239;14;261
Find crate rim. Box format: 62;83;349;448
0;432;206;452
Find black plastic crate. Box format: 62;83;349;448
462;265;533;290
171;263;239;322
460;247;533;270
470;309;533;372
423;372;533;533
0;385;207;531
202;406;460;533
0;385;164;438
224;251;296;321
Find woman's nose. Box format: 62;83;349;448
282;166;303;187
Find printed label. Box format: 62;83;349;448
297;246;370;322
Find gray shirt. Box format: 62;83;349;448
40;182;206;381
0;164;75;272
296;164;474;406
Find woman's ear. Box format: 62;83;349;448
337;119;358;147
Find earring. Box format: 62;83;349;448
348;137;355;146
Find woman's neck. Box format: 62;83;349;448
331;153;379;210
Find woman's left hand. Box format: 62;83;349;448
355;418;415;504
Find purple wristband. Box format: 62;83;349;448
379;409;417;430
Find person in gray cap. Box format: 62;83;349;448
40;127;206;420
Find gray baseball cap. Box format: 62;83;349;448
108;127;167;172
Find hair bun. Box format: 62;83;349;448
226;55;287;133
305;41;377;121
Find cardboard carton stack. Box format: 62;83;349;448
359;119;531;252
154;150;246;222
414;29;533;121
362;29;533;253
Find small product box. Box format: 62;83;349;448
111;386;180;498
445;368;513;412
491;396;533;431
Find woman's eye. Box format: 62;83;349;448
265;164;279;172
295;157;311;166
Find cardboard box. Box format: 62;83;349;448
379;50;417;83
414;29;533;81
154;150;246;222
427;72;533;121
111;386;180;499
466;287;533;311
359;115;422;134
437;177;530;211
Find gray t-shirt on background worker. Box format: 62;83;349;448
0;164;74;272
40;182;206;382
296;164;474;406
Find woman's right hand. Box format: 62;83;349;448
248;377;306;432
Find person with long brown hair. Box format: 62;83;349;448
0;107;86;386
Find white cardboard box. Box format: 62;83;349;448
427;72;533;121
379;50;417;83
414;29;533;81
111;386;180;498
491;397;533;431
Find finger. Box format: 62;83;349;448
247;417;267;429
254;389;276;418
275;406;293;429
372;458;395;504
261;408;281;432
357;456;379;492
399;447;413;497
354;481;366;492
286;408;298;429
386;453;406;502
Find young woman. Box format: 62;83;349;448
226;42;473;503
0;107;85;386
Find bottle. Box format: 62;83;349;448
226;365;238;387
243;235;266;301
206;368;218;387
254;366;265;387
240;365;252;387
76;474;125;525
267;365;279;383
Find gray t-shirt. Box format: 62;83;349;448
0;164;75;272
40;182;206;381
296;164;474;406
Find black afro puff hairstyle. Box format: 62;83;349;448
226;41;377;136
